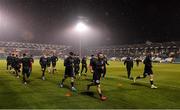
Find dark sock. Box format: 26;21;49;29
61;78;65;84
150;80;153;85
99;93;102;97
71;82;74;87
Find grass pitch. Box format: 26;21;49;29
0;60;180;109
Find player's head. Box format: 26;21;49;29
23;53;26;57
97;52;103;59
91;54;94;58
16;54;18;57
147;52;152;58
69;52;74;57
12;54;14;56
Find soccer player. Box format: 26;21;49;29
102;55;109;78
136;57;140;67
81;56;87;76
47;55;52;73
6;53;12;70
124;57;133;79
60;52;77;91
134;53;158;89
51;53;58;74
21;53;31;84
11;54;16;72
29;55;34;74
14;55;21;78
74;54;80;76
39;54;48;80
87;53;107;101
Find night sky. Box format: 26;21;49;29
0;0;180;46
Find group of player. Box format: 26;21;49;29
6;52;109;101
6;51;157;101
59;52;109;101
123;53;158;89
6;53;34;84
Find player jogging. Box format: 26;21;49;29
134;53;157;89
87;52;107;101
60;52;77;91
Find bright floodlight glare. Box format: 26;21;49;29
75;22;88;32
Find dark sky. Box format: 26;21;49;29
0;0;180;46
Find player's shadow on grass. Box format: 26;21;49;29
131;83;150;88
80;91;98;99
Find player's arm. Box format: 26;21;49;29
124;60;127;65
131;60;133;68
106;61;109;65
89;65;94;73
39;57;42;65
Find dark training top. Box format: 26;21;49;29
21;57;31;68
51;55;58;63
143;56;152;68
64;56;74;68
81;57;87;66
74;57;80;66
40;56;48;67
124;58;133;69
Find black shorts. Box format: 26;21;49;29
22;67;30;75
7;62;11;66
47;64;51;67
93;71;102;84
52;62;56;67
64;67;74;77
41;65;46;70
143;67;153;77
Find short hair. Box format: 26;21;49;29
23;53;26;56
69;52;74;56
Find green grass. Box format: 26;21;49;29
0;60;180;109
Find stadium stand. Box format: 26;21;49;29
0;41;71;58
86;41;180;62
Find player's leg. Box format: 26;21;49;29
133;72;147;83
60;75;67;87
127;68;130;79
41;66;46;80
52;63;56;74
81;65;85;73
15;67;20;78
70;77;77;91
85;65;87;73
7;62;9;70
87;82;96;91
9;63;12;70
27;68;31;79
22;69;27;84
48;65;51;73
149;74;157;89
102;66;106;78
